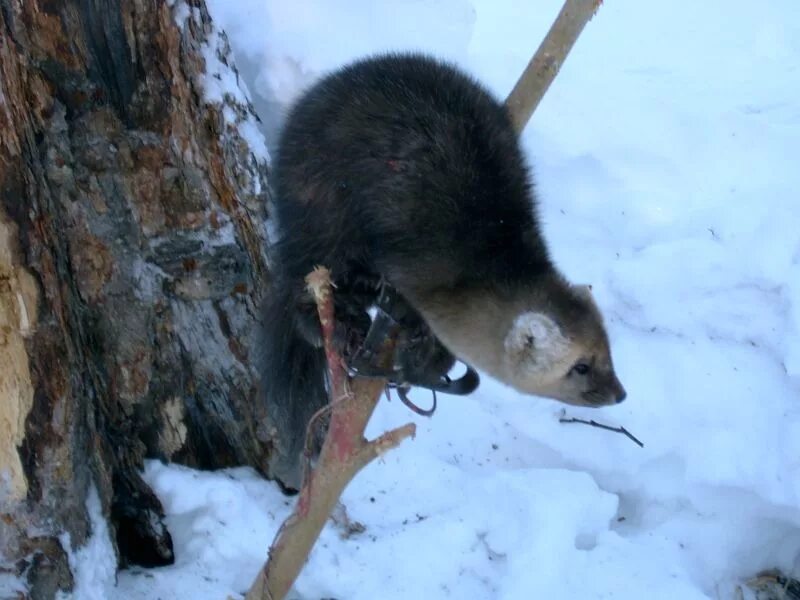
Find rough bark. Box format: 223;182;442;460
0;1;271;596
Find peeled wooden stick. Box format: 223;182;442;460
505;0;603;133
245;267;416;600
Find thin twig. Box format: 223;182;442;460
559;416;644;448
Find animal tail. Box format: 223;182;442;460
259;277;328;492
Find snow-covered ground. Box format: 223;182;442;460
106;1;800;598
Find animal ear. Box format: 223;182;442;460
573;284;603;312
505;312;569;373
573;284;593;301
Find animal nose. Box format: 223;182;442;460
615;388;627;403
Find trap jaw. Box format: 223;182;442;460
347;283;480;416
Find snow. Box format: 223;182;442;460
59;485;116;600
173;1;271;164
108;0;800;599
108;464;289;599
0;563;25;600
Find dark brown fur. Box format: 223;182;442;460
261;54;624;490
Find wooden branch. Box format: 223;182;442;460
504;0;603;133
245;267;416;600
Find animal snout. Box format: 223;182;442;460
607;375;627;405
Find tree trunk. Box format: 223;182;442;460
0;1;272;596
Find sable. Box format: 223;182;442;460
261;53;626;490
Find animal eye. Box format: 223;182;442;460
571;363;590;376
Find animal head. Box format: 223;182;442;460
414;281;626;407
502;285;626;407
